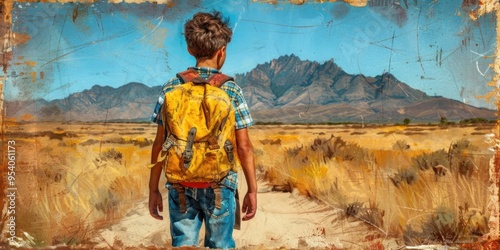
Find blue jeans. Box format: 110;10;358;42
167;184;236;249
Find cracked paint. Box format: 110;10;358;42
0;0;499;247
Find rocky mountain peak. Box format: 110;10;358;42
5;55;496;123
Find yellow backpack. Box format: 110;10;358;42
158;69;238;183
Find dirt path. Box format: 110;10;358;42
90;180;399;249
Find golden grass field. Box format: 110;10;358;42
2;121;495;248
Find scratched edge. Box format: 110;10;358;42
0;0;498;245
0;0;11;246
475;0;500;241
491;3;500;241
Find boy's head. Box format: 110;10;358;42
184;11;232;61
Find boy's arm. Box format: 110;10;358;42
235;128;257;221
149;125;165;220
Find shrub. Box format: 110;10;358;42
389;167;417;187
440;117;448;125
393;140;410;151
344;200;385;229
459;118;490;124
411;139;478;177
412;149;448;171
308;135;371;162
101;148;123;162
448;139;477;176
81;139;99;146
133;138;153;147
404;204;488;245
403;118;411;126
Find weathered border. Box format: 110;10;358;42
472;1;500;240
0;1;12;247
0;0;498;244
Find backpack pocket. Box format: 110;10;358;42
164;142;233;183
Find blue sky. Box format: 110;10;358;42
7;0;497;109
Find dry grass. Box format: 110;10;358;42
3;122;494;247
251;123;493;246
4;122;158;246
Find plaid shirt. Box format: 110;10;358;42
151;67;254;130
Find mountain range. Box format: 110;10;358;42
5;54;497;124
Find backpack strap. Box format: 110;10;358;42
208;73;234;87
177;69;207;84
177;69;234;87
169;183;188;213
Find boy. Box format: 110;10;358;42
148;11;257;249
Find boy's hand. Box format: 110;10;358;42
242;191;257;221
149;190;164;220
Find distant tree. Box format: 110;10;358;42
403;118;411;126
459;118;489;124
440;116;448;125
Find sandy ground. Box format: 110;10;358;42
90;175;399;249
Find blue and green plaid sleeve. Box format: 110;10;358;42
221;81;254;130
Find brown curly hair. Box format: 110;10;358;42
184;11;232;60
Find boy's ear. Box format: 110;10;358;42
219;46;226;55
188;47;195;56
216;46;226;57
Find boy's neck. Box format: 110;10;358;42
196;59;220;70
194;46;226;70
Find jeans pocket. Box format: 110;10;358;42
207;187;234;220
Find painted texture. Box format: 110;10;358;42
256;0;367;7
0;0;499;248
470;1;500;240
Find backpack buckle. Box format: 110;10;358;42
224;140;234;163
162;136;175;151
183;127;197;169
